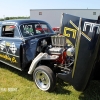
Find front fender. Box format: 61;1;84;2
28;53;59;74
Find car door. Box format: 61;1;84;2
0;25;23;70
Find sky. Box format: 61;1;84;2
0;0;100;18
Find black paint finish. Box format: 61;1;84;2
58;13;100;91
0;19;55;70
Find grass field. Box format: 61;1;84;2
0;62;100;100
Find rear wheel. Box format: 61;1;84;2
33;65;56;91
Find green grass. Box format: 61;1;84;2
0;63;100;100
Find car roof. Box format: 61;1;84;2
1;19;48;25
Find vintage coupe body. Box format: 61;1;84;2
0;16;100;92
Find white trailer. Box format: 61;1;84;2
30;9;100;27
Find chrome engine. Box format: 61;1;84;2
49;35;75;57
49;35;66;55
51;35;66;47
48;35;75;71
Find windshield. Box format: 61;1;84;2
20;22;54;37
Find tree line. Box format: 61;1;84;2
0;16;30;21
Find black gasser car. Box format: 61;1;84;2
0;14;100;92
0;19;74;91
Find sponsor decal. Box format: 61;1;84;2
64;27;77;39
0;41;17;54
63;20;92;43
83;22;100;34
0;41;18;63
0;54;17;63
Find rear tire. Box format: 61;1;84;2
33;65;56;91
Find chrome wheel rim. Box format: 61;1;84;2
35;70;50;91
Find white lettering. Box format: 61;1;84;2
83;22;100;34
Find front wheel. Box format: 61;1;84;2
33;65;56;91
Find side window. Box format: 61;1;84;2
35;24;42;34
20;24;34;37
35;24;51;34
20;23;53;37
1;25;20;37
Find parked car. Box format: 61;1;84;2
52;27;60;31
0;19;74;91
52;27;60;34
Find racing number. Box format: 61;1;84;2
63;27;77;39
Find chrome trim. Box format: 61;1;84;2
51;35;66;47
35;70;50;91
28;52;59;74
28;53;47;74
